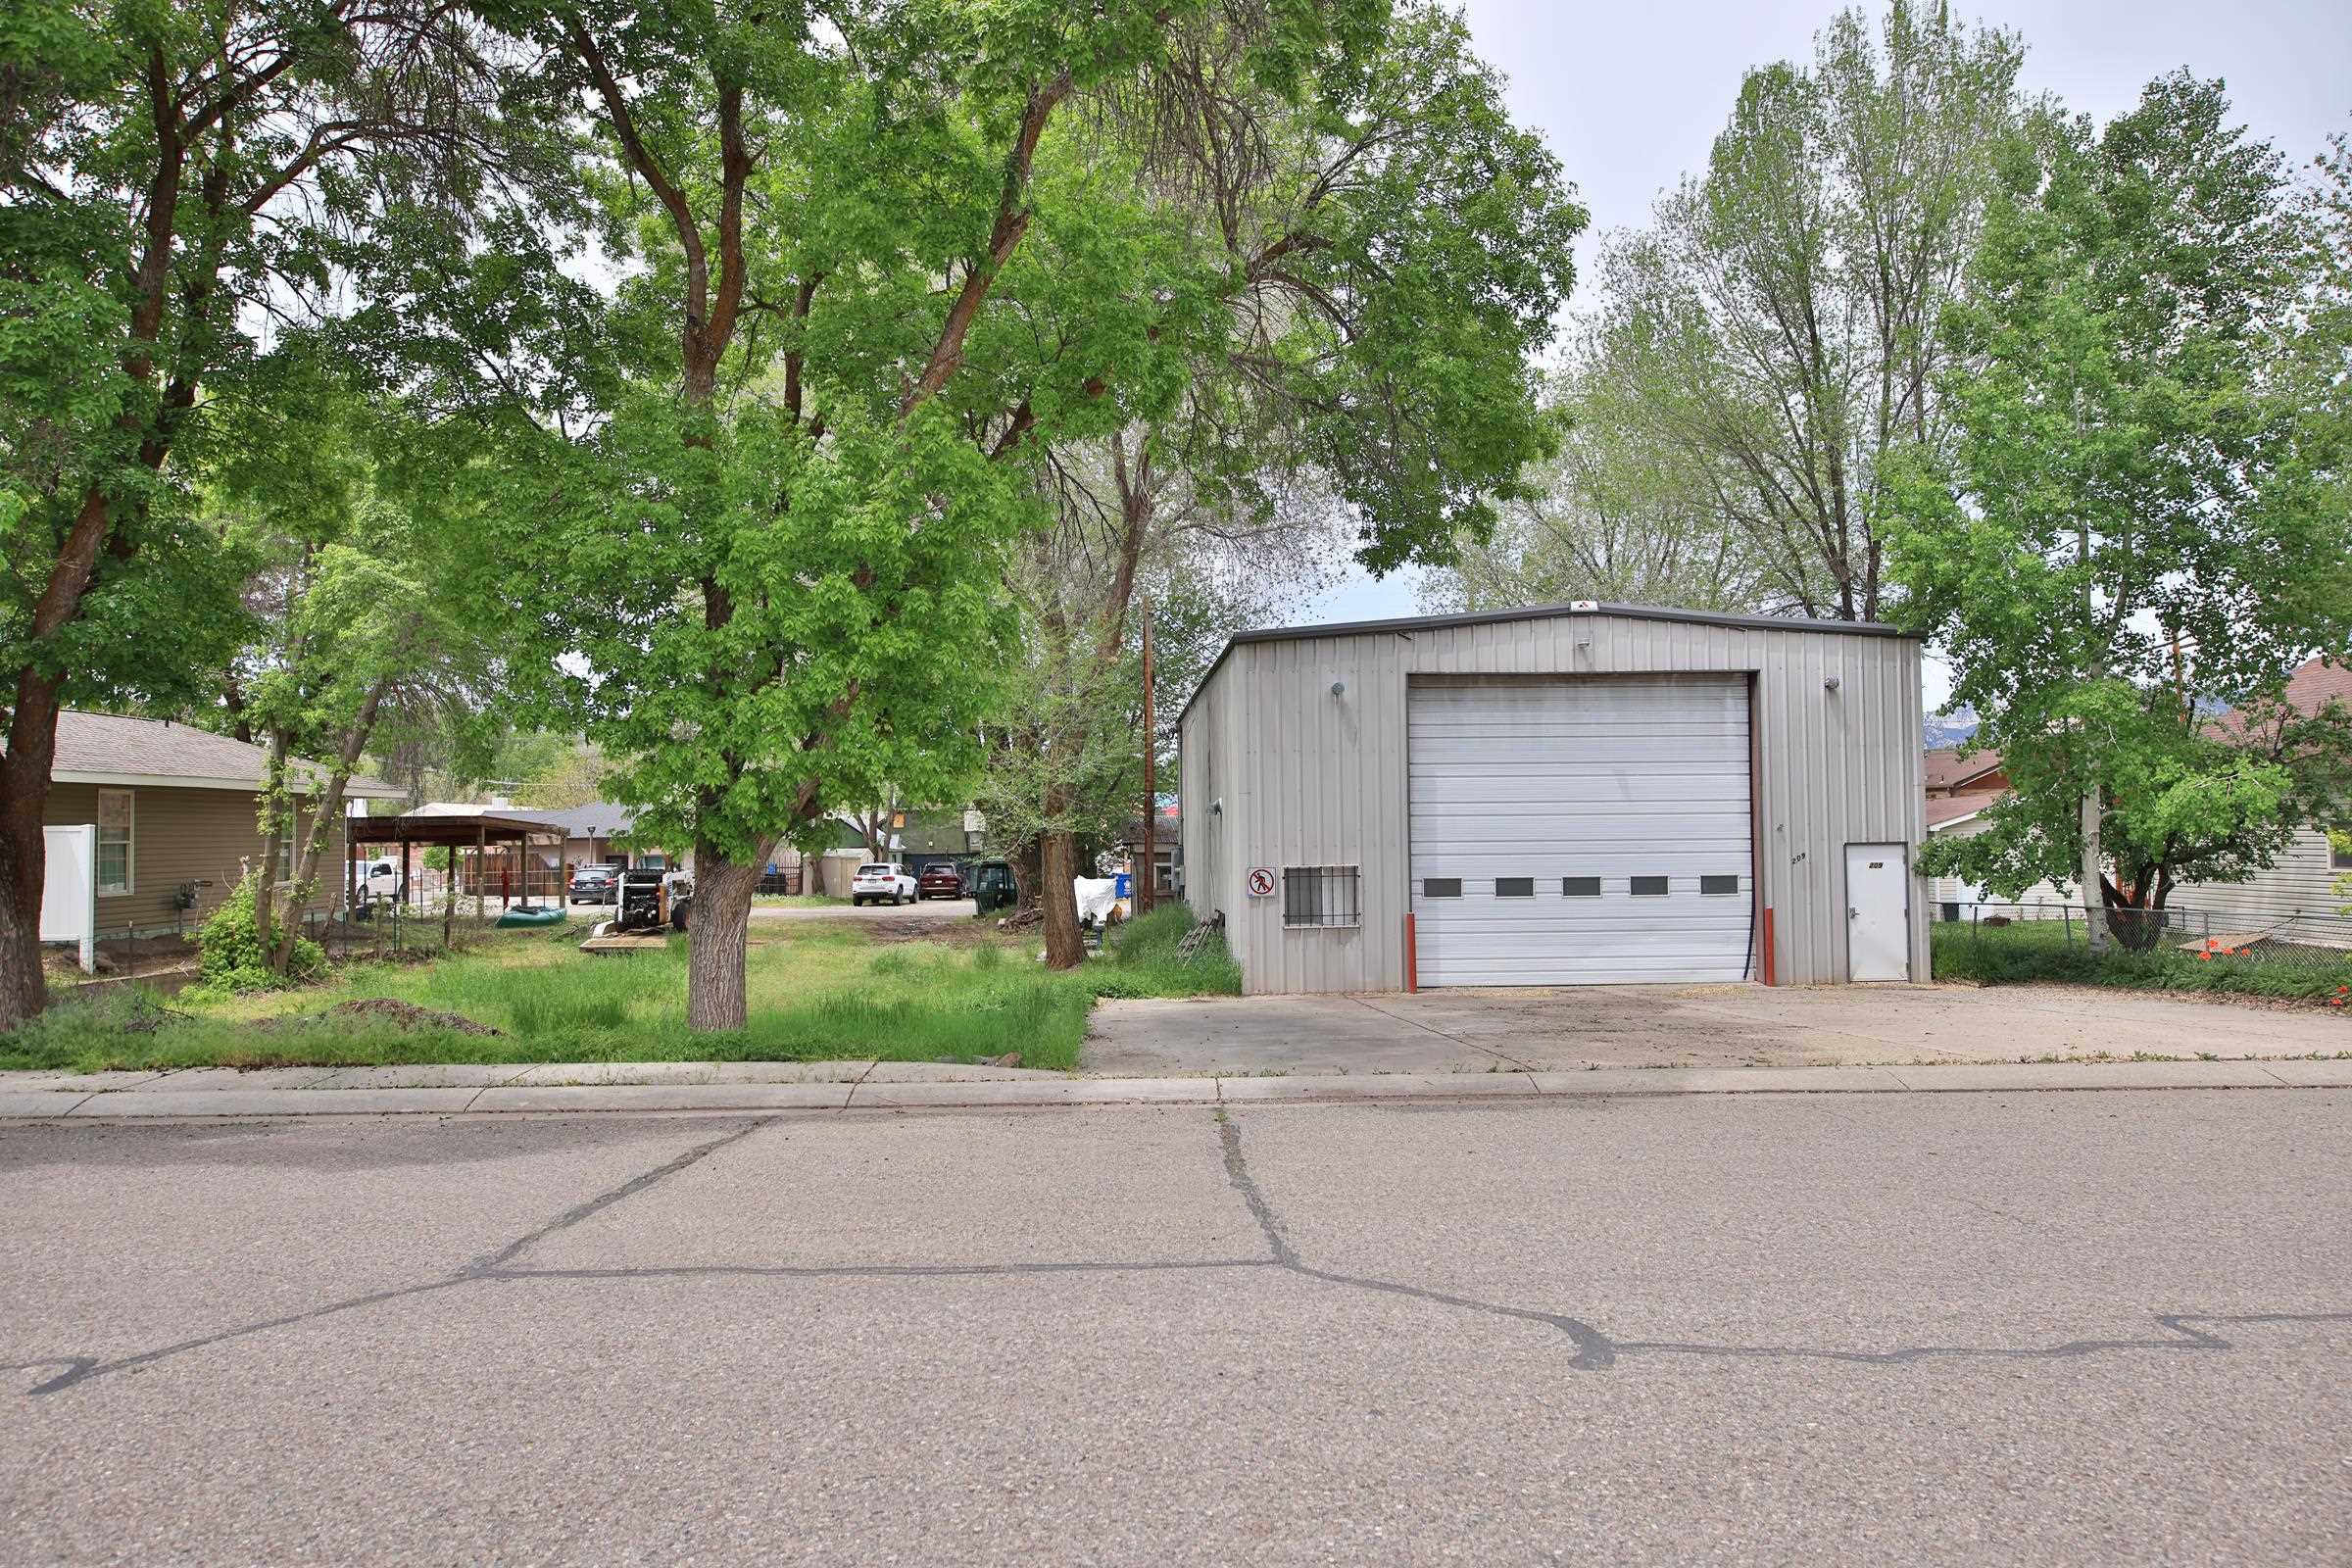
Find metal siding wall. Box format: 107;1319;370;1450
1180;612;1924;993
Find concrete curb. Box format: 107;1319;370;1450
2;1058;2345;1120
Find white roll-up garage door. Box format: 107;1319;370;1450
1408;675;1754;986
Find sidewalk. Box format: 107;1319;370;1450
2;1056;2347;1119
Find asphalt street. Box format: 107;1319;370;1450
4;1092;2347;1564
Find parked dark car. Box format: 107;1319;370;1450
917;863;965;901
567;864;621;905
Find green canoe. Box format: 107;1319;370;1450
494;904;569;929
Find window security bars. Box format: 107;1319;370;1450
1285;865;1362;928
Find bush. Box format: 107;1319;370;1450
192;875;326;996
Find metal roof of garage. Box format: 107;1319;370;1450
1179;601;1918;724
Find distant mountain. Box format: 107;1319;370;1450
1923;708;1979;750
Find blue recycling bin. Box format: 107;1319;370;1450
1114;871;1133;899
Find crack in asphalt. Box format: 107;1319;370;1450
1208;1111;2350;1375
459;1117;778;1275
14;1108;2349;1396
1218;1109;1618;1369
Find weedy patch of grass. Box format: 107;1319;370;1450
1931;919;2352;1006
1;905;1244;1073
1088;906;1245;999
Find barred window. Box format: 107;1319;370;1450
1285;865;1361;928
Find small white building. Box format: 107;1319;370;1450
1178;603;1929;995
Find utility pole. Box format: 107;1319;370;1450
1140;598;1155;915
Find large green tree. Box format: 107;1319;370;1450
1545;1;2018;621
0;0;520;1025
205;354;512;972
1888;77;2352;947
982;0;1584;966
1426;351;1762;614
460;0;1573;1026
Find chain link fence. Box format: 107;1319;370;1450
56;891;579;993
1934;901;2352;975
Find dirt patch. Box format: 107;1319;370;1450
865;915;1003;947
263;999;502;1036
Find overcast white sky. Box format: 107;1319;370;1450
1290;0;2352;708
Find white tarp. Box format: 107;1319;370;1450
40;823;97;973
1074;876;1121;926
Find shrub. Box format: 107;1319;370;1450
192;875;325;995
1931;918;2352;1006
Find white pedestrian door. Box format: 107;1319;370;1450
1407;675;1753;986
1844;844;1910;982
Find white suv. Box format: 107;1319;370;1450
851;861;917;906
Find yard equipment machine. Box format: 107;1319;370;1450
581;868;694;953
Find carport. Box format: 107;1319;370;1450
351;810;570;918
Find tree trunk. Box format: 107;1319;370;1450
1041;827;1085;969
685;839;770;1032
254;733;290;963
1009;837;1042;911
2080;780;2110;955
271;685;390;973
0;691;59;1029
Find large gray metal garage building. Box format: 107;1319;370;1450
1177;603;1928;995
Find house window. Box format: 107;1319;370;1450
1562;876;1601;898
1284;865;1360;928
96;788;133;896
1422;877;1462;899
1630;875;1670;897
1700;874;1740;896
1494;877;1535;898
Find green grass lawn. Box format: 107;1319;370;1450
751;893;847;907
3;906;1242;1074
1932;916;2352;1005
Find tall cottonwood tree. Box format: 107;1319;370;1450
474;0;1574;1024
985;0;1585;965
0;0;523;1025
1567;1;2019;621
1888;78;2352;943
1427;353;1767;615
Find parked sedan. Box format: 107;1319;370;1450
567;864;621;905
851;861;918;906
916;863;965;901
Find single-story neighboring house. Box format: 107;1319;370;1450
1180;602;1929;995
1116;809;1181;900
44;710;402;937
1923;657;2352;940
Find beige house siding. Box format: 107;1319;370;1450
2173;828;2349;944
45;782;350;935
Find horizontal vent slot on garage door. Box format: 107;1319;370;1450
1562;876;1600;897
1700;874;1740;895
1630;876;1670;896
1494;877;1534;897
1422;878;1461;898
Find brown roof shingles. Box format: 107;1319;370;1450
52;710;401;797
